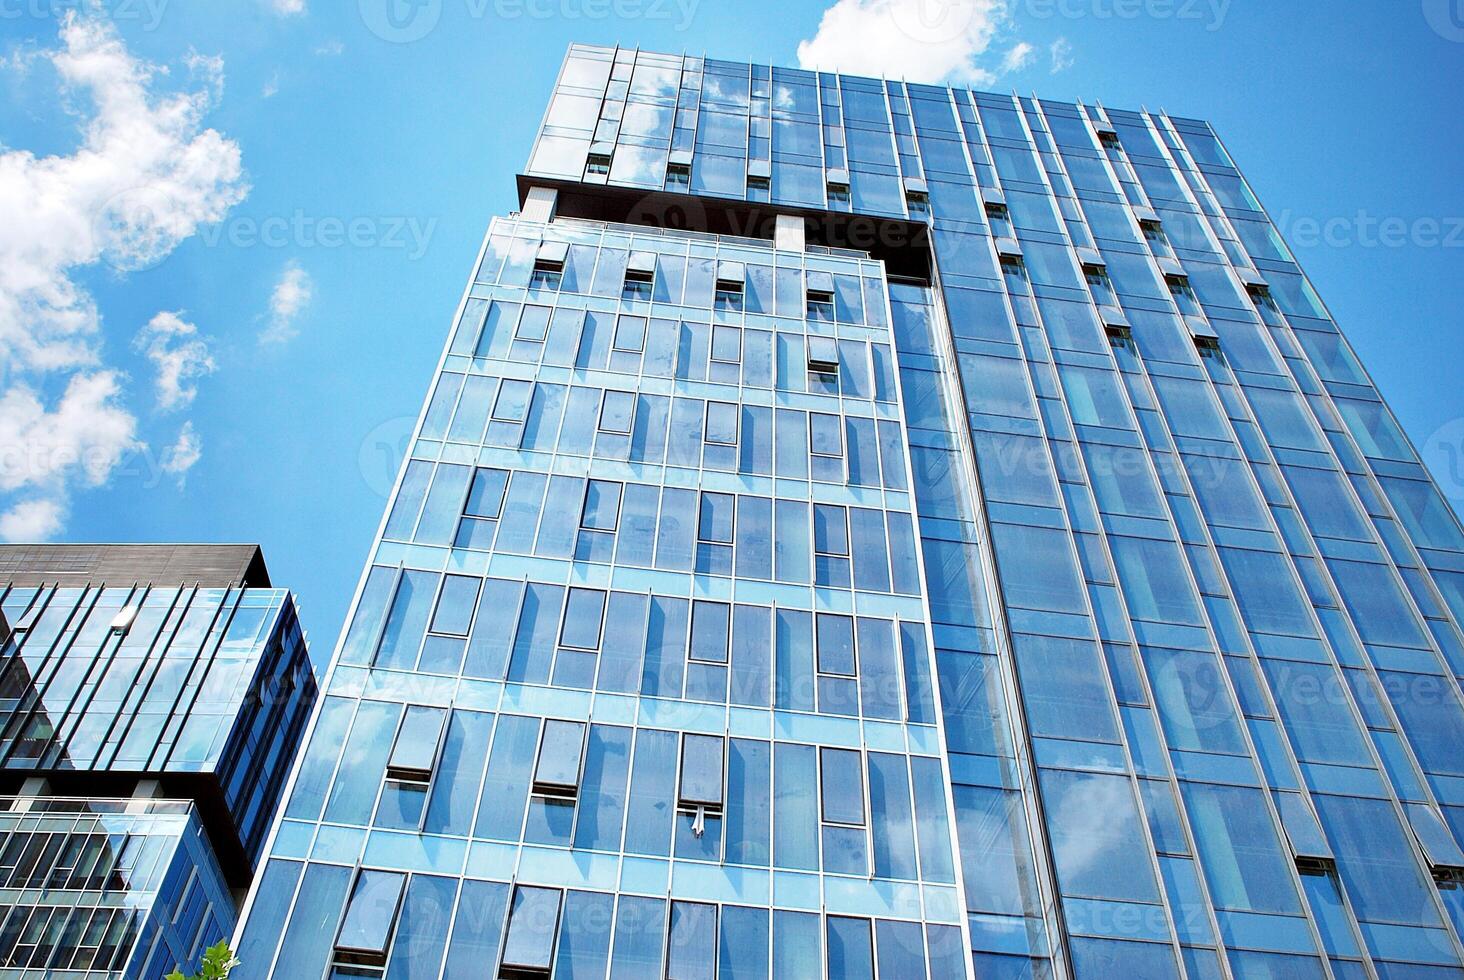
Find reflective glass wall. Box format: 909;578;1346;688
235;214;973;979
237;44;1464;980
0;797;234;979
0;567;315;978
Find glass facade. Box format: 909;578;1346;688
0;548;316;978
0;798;233;978
235;45;1464;980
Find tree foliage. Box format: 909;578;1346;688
165;941;238;980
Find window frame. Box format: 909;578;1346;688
531;718;587;802
704;401;740;447
385;705;449;784
597;390;636;435
333;869;408;968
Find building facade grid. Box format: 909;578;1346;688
234;43;1464;980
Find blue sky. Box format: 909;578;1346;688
1;0;1460;655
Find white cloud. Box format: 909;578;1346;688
261;261;313;345
0;14;245;533
314;39;345;57
0;373;139;494
161;421;202;481
0;14;247;372
0;499;63;542
271;0;307;15
1050;37;1075;73
1002;41;1036;72
262;71;280;99
796;0;1009;85
134;310;216;412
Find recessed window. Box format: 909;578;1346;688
612;315;647;353
714;281;744;311
532;719;586;798
806;338;839;382
529;242;567;290
1106;325;1136;354
666;161;691;189
1166;274;1200;315
1098;130;1120;149
559;589;606;652
906;189;930;216
815;612;856;677
819;747;866;826
1295;856;1336;877
514;305;552;343
697;492;734;546
500;885;561;978
813;506;851;589
806;289;834;322
827;180;850;206
491;380;532;424
530;260;563;291
695;492;734;576
576;480;621;563
386;706;448;784
456;467;509;550
746;173;770;194
585;152;612;176
1195;336;1223;360
819;749;869;874
710;325;742;364
1000;255;1026;280
714;264;745;311
809;412;843;458
689;600;730;664
429;574;482;636
464;469;509;519
984;201;1011;233
334;869;406;968
704;402;739;447
622;252;656;300
1086;266;1117;307
579;480;621;532
679;734;725;815
805;271;835;322
598;390;635;435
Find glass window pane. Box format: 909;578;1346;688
820;748;865;825
680;734;725;807
535;719;587;791
560;588;606;650
336;870;406;960
501;886;561;972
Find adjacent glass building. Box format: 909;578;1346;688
234;45;1464;980
0;544;316;977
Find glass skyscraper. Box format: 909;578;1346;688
0;544;316;978
234;45;1464;980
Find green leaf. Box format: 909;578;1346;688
170;940;238;980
